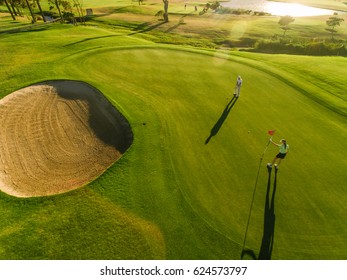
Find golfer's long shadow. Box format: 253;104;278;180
205;96;237;144
258;167;277;259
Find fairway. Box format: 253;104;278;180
0;4;346;260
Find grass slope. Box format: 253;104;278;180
0;22;346;259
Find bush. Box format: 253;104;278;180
216;8;252;15
306;42;347;56
253;39;347;56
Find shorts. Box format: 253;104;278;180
276;153;287;159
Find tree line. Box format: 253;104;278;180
279;14;344;41
254;14;346;56
0;0;85;24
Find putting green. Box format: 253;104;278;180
58;45;347;259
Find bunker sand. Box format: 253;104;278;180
0;80;132;197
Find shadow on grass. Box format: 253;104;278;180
0;25;49;34
258;167;277;259
129;21;167;35
165;15;188;33
241;167;278;260
63;34;123;47
205;96;237;144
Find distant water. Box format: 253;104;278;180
222;0;337;17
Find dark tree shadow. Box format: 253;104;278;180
166;15;188;33
64;35;122;47
205;96;237;144
129;21;167;35
258;167;277;259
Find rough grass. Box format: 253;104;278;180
2;1;346;47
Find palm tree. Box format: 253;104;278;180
163;0;169;22
24;0;36;23
48;0;64;22
72;0;85;25
35;0;46;22
10;0;23;17
2;0;16;20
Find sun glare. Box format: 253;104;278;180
266;2;334;17
221;0;336;17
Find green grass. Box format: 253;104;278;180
2;1;346;47
0;15;346;259
0;13;32;32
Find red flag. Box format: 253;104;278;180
268;130;276;136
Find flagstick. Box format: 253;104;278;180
261;137;272;160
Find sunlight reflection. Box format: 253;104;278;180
222;0;336;17
266;2;334;17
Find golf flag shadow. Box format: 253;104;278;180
258;167;277;260
205;96;237;144
240;167;278;260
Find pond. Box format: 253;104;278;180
222;0;339;17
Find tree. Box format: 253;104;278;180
1;0;16;20
200;1;220;15
48;0;64;22
10;0;23;17
24;0;36;23
72;0;85;25
163;0;169;22
47;0;83;24
326;15;344;41
35;0;46;22
210;1;220;11
278;15;295;37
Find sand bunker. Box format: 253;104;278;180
0;80;133;197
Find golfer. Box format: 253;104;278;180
234;75;243;98
267;139;289;169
